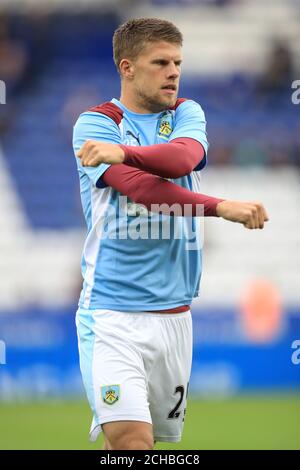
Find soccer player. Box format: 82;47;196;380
73;18;269;450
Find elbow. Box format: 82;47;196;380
167;159;195;179
167;143;202;178
168;140;205;178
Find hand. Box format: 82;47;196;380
76;140;125;166
216;200;269;229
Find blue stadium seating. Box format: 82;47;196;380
2;58;298;229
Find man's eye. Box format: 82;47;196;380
155;60;167;66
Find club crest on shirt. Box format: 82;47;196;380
157;111;173;140
158;120;172;138
101;385;120;405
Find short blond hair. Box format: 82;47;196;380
113;18;183;73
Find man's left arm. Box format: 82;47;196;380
77;100;208;178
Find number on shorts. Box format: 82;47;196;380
183;382;189;422
168;385;184;419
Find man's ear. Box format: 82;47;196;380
119;59;135;79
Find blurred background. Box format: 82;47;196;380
0;0;299;450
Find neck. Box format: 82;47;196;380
119;85;153;114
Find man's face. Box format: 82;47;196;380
129;41;182;113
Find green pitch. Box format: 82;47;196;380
0;394;299;450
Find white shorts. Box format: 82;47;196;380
76;307;193;443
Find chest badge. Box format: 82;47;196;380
158;120;173;138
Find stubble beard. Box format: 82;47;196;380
136;87;177;113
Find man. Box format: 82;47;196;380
73;18;268;450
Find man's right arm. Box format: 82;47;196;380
102;164;269;229
73;113;269;228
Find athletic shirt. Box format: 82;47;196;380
72;98;209;312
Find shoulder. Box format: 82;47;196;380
73;102;123;146
75;101;123;128
170;98;204;113
88;101;124;125
169;98;189;110
170;98;206;119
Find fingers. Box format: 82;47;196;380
251;203;263;229
253;205;260;229
76;140;90;164
244;202;269;230
76;141;101;167
242;205;256;230
243;212;256;230
261;204;269;222
76;140;91;159
257;204;265;229
83;150;102;167
254;202;269;229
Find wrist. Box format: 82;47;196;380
215;199;226;217
119;144;129;160
117;145;126;163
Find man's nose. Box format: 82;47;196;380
167;63;180;79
